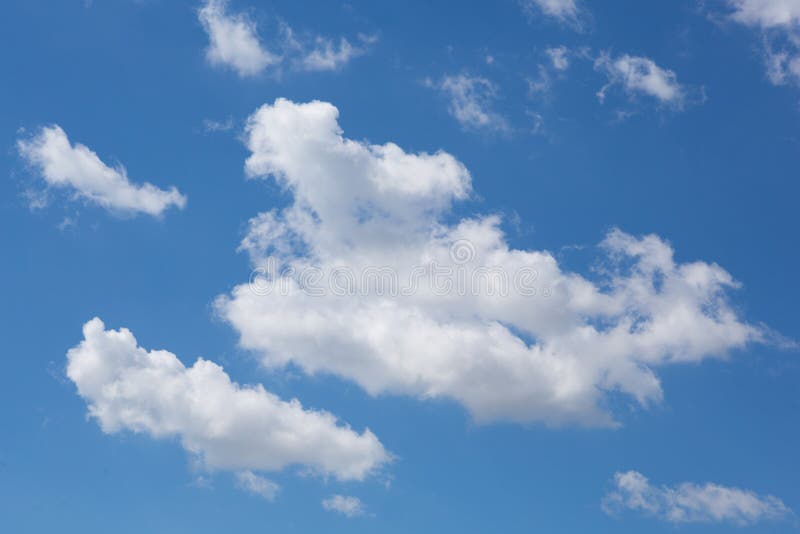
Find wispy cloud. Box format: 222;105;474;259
594;53;686;107
603;470;792;526
202;116;234;132
235;471;279;501
198;0;374;77
426;74;510;132
519;0;584;26
527;46;573;101
297;34;376;72
546;45;571;71
322;495;367;518
725;0;800;87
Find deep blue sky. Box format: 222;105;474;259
1;1;798;532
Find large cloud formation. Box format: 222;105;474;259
67;318;389;480
217;98;763;427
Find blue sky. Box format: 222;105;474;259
1;0;800;532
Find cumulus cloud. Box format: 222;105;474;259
726;0;800;87
17;125;186;217
198;0;372;77
198;0;279;77
322;495;366;517
594;53;686;106
235;471;279;501
603;470;792;525
427;75;510;132
66;317;390;480
215;98;765;427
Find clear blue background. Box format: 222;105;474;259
0;1;798;532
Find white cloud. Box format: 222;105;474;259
546;46;570;70
322;495;366;517
235;471;279;501
594;53;686;106
198;0;279;77
198;1;372;77
17;125;186;217
298;37;363;72
428;75;510;132
727;0;800;86
521;0;582;23
66;317;390;480
604;470;792;525
729;0;800;27
215;98;766;427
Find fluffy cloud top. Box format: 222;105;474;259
17;125;186;217
322;494;367;517
198;0;279;77
67;318;389;480
604;471;792;525
428;75;510;132
216;98;764;427
595;53;685;106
